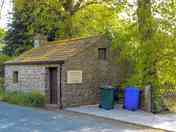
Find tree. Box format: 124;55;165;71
0;28;5;44
4;7;33;56
106;0;176;112
0;28;5;52
0;0;5;19
4;0;125;56
56;0;119;37
153;0;176;36
15;0;123;37
72;4;122;37
121;0;176;112
137;0;155;40
4;0;62;56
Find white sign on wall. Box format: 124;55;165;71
67;70;83;84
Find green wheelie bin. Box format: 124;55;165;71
99;86;115;110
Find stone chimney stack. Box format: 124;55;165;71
33;34;47;48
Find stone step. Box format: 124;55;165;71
45;104;61;111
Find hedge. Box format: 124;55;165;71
0;89;46;107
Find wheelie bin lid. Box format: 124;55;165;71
100;85;115;89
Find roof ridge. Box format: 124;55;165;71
47;35;101;45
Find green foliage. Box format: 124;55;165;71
0;55;11;88
106;0;176;113
0;77;4;89
4;0;126;56
137;0;155;41
0;28;5;39
0;28;5;50
163;96;176;112
72;4;121;37
0;55;11;62
0;90;46;107
3;8;34;56
108;17;176;113
153;0;176;35
0;88;5;100
4;0;59;56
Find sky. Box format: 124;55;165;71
0;0;13;29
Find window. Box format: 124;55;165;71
98;48;107;60
13;71;18;83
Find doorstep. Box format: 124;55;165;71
66;105;176;132
45;104;61;111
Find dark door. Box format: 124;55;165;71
49;68;58;104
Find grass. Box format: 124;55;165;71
0;89;46;107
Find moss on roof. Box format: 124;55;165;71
6;36;102;64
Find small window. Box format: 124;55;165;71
98;48;107;60
13;71;18;83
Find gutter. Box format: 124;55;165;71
4;60;64;65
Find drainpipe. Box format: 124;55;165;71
59;64;63;109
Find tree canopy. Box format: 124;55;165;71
108;0;176;112
4;0;125;56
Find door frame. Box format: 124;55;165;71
46;64;63;109
48;67;58;104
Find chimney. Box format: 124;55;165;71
33;34;47;48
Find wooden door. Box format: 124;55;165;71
49;68;58;104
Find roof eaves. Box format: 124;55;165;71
4;60;64;65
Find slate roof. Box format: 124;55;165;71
5;36;102;65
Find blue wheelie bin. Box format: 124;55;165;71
124;87;140;111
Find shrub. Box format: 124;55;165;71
26;91;46;107
0;77;4;89
0;55;12;77
0;88;5;100
1;90;46;107
163;96;176;112
0;55;12;89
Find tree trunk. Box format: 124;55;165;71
137;0;154;41
64;13;73;38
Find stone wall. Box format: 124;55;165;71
5;65;46;94
61;38;127;107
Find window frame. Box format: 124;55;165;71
98;48;107;60
13;71;19;84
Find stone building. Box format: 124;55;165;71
4;36;127;108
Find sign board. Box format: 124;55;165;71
67;70;83;84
